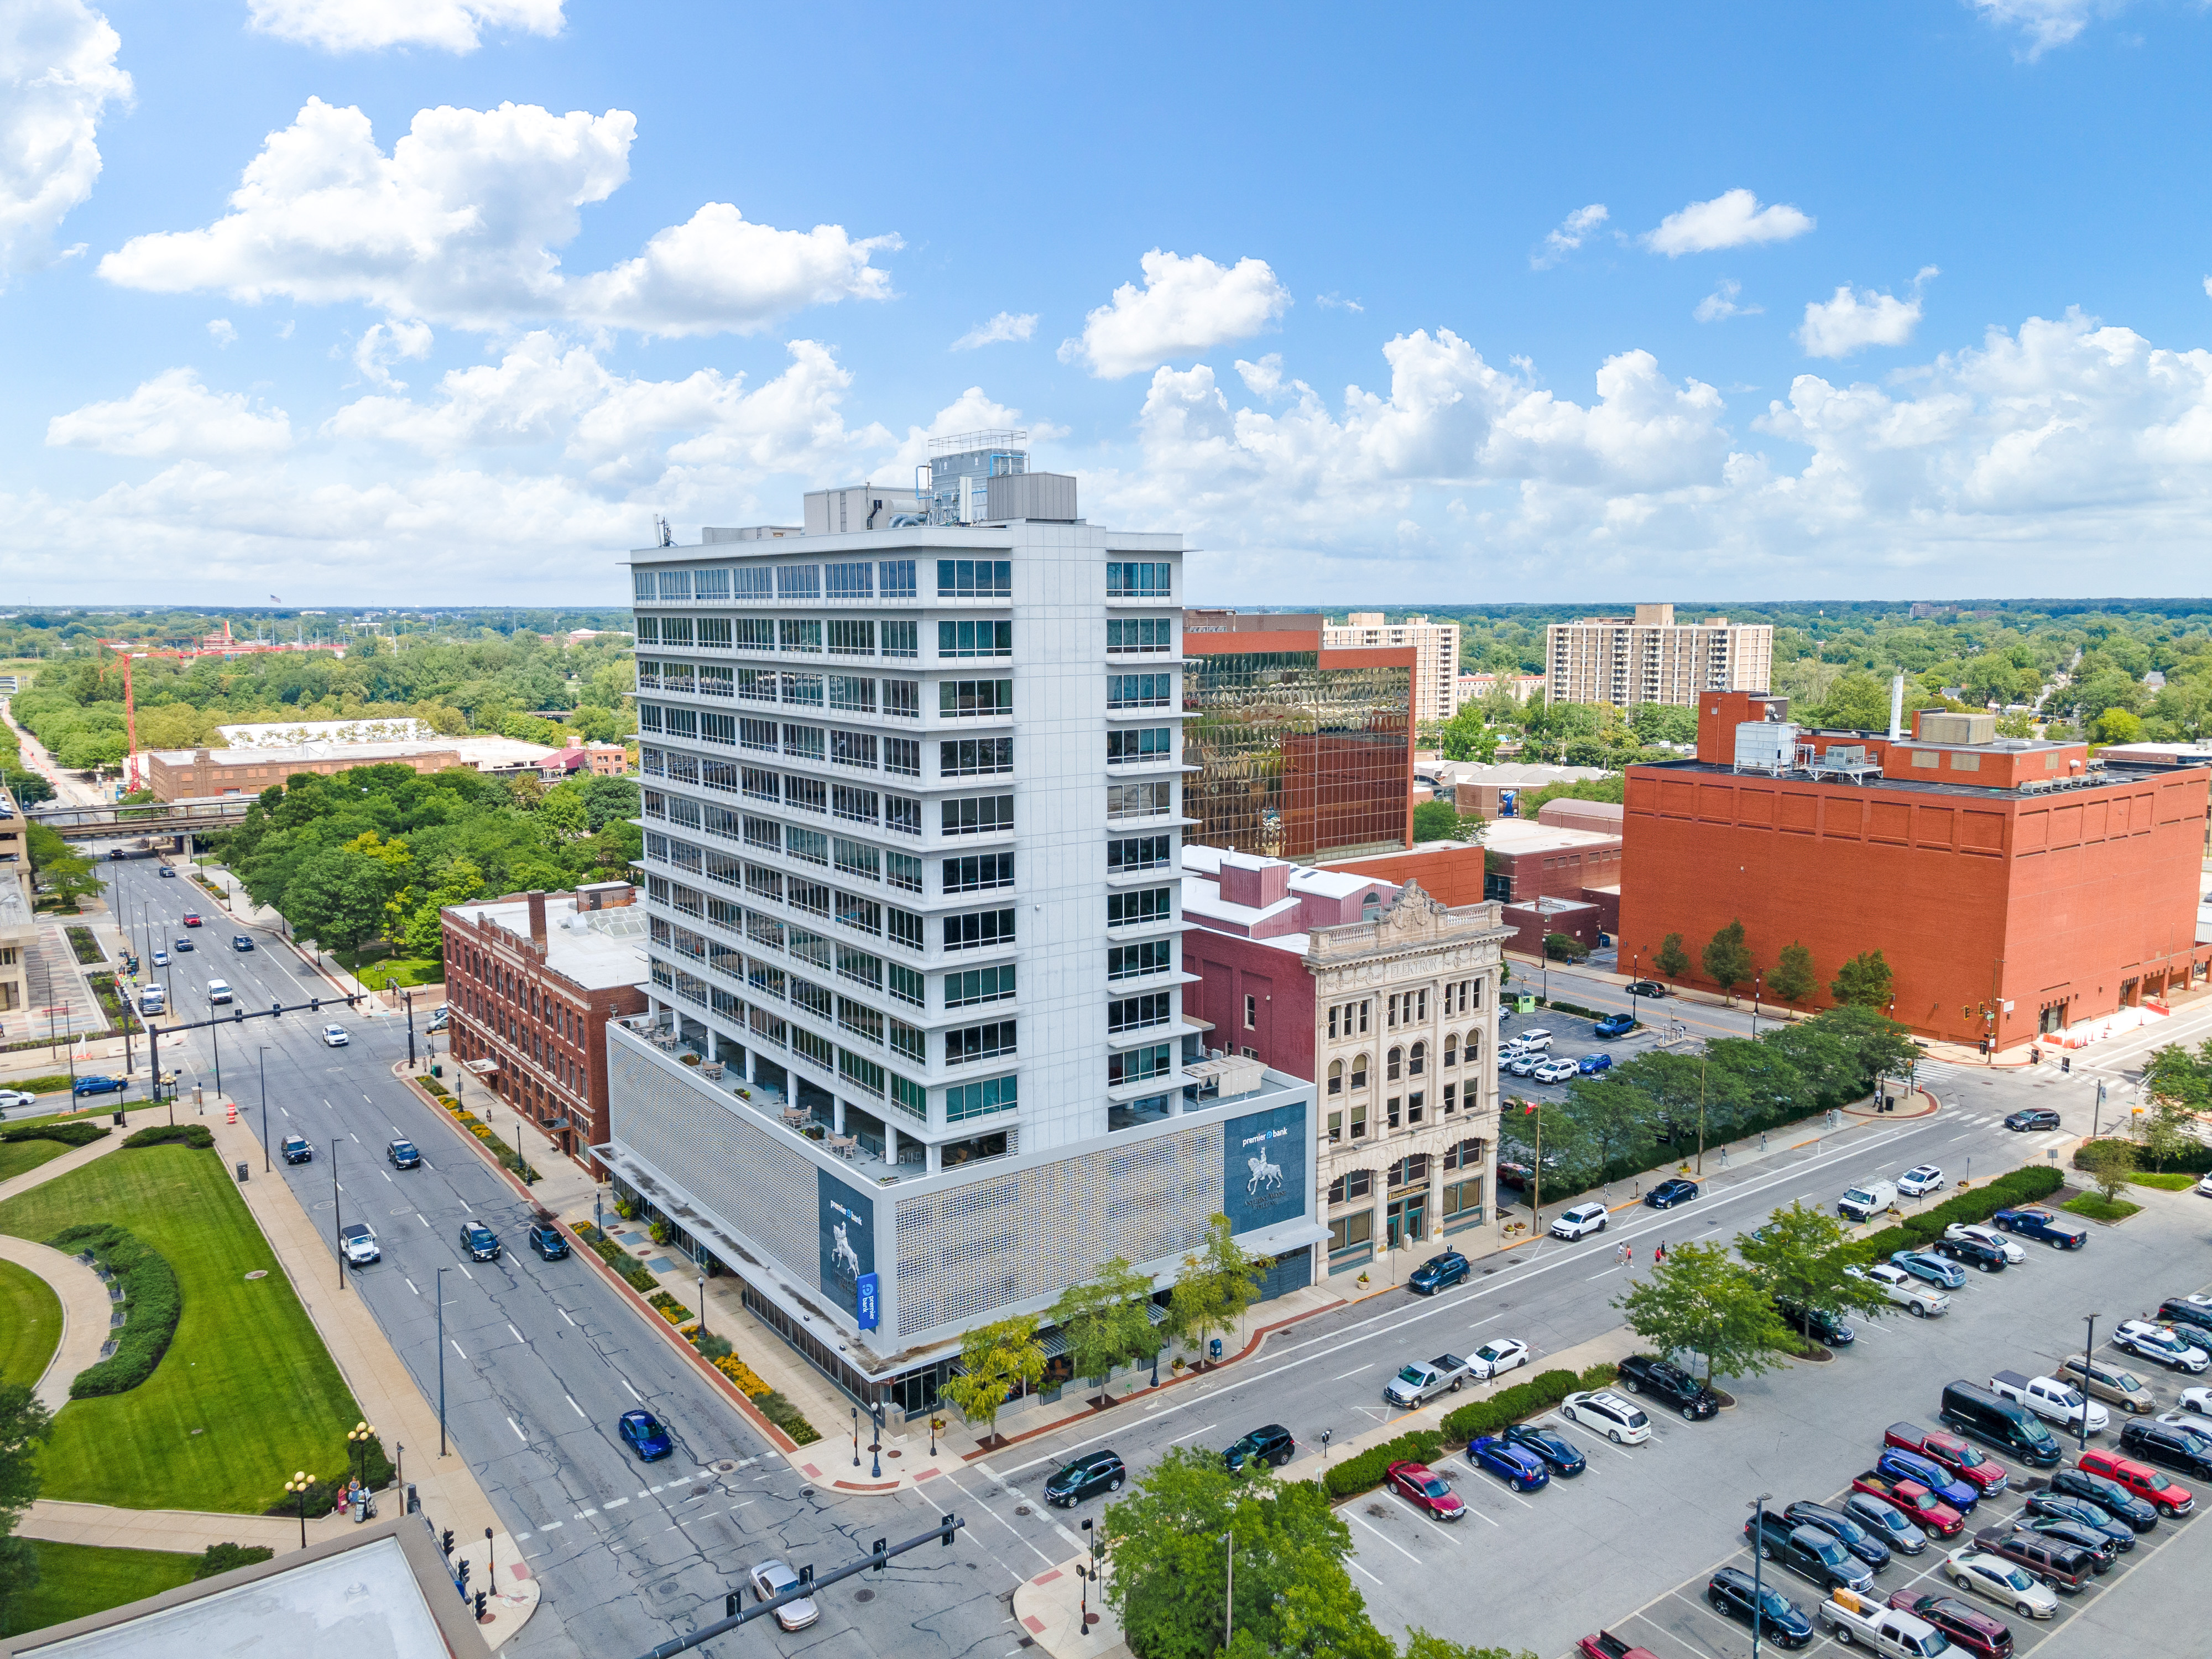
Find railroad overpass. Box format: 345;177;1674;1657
28;796;254;840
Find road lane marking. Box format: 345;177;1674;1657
508;1323;524;1344
932;1469;1057;1567
455;1264;473;1281
404;1277;419;1296
621;1377;643;1402
1334;1364;1374;1380
416;1213;430;1227
567;1394;586;1418
507;1416;526;1442
452;1338;466;1360
603;1496;629;1509
1167;1423;1218;1445
559;1307;577;1327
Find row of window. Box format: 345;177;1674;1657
641;737;1006;791
1327;1175;1483;1254
1326;1033;1482;1093
636;561;921;605
1327;1078;1474;1141
1328;1140;1486;1205
1324;979;1483;1039
637;616;921;655
643;675;922;717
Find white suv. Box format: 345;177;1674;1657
1897;1164;1945;1197
1559;1389;1650;1445
1532;1057;1578;1084
1511;1029;1554;1053
1550;1202;1609;1240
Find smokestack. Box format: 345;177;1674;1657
526;890;547;947
1887;674;1905;742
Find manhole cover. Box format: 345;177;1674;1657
244;1270;267;1280
714;1460;739;1473
1014;1504;1032;1516
800;1485;814;1498
853;1589;875;1603
650;1580;684;1600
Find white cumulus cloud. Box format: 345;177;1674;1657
46;368;293;458
97;98;898;336
1970;0;2115;59
1061;249;1291;379
951;311;1036;351
1694;279;1762;322
352;318;433;389
1645;189;1814;256
207;317;237;346
0;0;132;287
246;0;564;53
1798;268;1938;357
1532;203;1608;269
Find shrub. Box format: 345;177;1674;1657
194;1542;275;1580
1577;1361;1619;1390
696;1332;734;1360
2077;1134;2212;1175
123;1123;215;1149
2;1120;108;1148
46;1222;182;1396
421;1078;451;1099
757;1390;821;1446
1323;1429;1445;1499
1439;1367;1583;1444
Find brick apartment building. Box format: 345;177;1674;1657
442;883;649;1171
1618;690;2212;1051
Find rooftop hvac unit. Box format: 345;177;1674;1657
1733;720;1798;774
1918;710;1997;745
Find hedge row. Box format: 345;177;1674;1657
2075;1135;2212;1176
1851;1164;2065;1260
577;1223;658;1292
2;1120;108;1148
48;1221;181;1396
124;1123;213;1149
1323;1428;1446;1500
1439;1363;1618;1443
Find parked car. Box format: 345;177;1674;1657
1503;1421;1586;1476
387;1139;421;1168
1384;1355;1474;1407
339;1223;380;1266
1891;1250;1968;1290
1884;1423;2007;1495
1407;1250;1470;1295
2002;1108;2060;1132
1934;1234;2008;1274
1943;1547;2057;1620
2174;1384;2212;1426
1849;1263;1949;1317
1467;1338;1530;1380
1044;1451;1124;1506
1616;1353;1719;1420
1506;1053;1543;1078
1782;1501;1891;1572
618;1409;672;1462
527;1222;571;1261
281;1134;313;1164
1843;1490;1929;1555
2076;1447;2195;1514
2112;1319;2209;1372
2015;1515;2117;1573
458;1219;500;1261
1883;1592;2015;1659
1705;1568;1812;1648
1744;1511;1875;1594
1625;980;1668;999
1467;1435;1551;1492
1850;1470;1964;1536
1575;1051;1614;1076
1943;1222;2025;1264
2046;1465;2158;1530
1776;1300;1856;1347
2154;1294;2212;1343
1645;1177;1699;1209
1815;1591;1947;1655
1875;1446;1980;1512
320;1025;349;1047
1839;1180;1898;1222
1549;1202;1610;1240
1558;1388;1650;1444
1386;1460;1465;1520
231;935;254;952
1593;1012;1635;1038
1988;1371;2106;1436
747;1558;818;1631
1575;1634;1659;1659
1940;1379;2063;1466
70;1074;126;1097
1494;1161;1532;1188
1966;1526;2093;1594
2022;1490;2136;1550
1897;1164;1945;1197
1532;1057;1579;1084
1512;1029;1554;1052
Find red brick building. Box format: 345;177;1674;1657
1618;691;2212;1052
442;882;649;1172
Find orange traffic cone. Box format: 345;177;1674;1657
226;1103;238;1124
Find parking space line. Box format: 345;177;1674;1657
1345;1509;1421;1564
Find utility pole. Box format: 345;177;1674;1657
1695;1052;1708;1176
437;1266;448;1454
333;1140;345;1291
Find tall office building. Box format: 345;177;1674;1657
1322;613;1462;725
1544;603;1772;709
607;456;1318;1416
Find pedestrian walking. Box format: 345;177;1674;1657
1654;1241;1666;1264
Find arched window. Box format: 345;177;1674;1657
1408;1040;1427;1077
1362;892;1381;921
1350;1053;1369;1091
1386;1046;1403;1083
1444;1138;1485;1171
1443;1032;1459;1068
1328;1169;1374;1205
1327;1058;1344;1097
1386;1152;1431;1189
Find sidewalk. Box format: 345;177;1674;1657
0;1233;113;1413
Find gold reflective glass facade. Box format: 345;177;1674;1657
1185;649;1412;860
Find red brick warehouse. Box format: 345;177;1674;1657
1618;690;2212;1052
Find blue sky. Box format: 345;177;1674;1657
6;0;2212;606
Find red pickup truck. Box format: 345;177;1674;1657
1577;1635;1660;1659
1885;1423;2008;1495
1851;1470;1965;1536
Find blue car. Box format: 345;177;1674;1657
1577;1052;1614;1076
1594;1013;1635;1039
618;1409;674;1462
1889;1249;1967;1290
71;1074;127;1097
1646;1177;1698;1209
1407;1250;1470;1295
1875;1446;1978;1513
1467;1435;1550;1492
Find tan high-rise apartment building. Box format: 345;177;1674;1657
1544;603;1771;709
1323;613;1462;725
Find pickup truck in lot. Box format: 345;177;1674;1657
1815;1590;1949;1657
1991;1206;2087;1249
1384;1354;1473;1408
1990;1370;2109;1436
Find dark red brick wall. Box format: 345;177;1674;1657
1183;932;1318;1081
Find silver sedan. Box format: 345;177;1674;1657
748;1558;818;1631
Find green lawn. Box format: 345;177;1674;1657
332;943;442;989
0;1144;367;1512
0;1540;200;1638
0;1138;72;1183
2126;1171;2199;1191
0;1256;62;1386
2064;1193;2143;1222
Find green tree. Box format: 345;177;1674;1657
1767;941;1817;1006
1428;705;1498;764
0;1382;55;1612
1808;670;1894;732
2136;1090;2199;1172
1629;702;1699;745
1168;1214;1273;1362
1411;799;1485;844
1612;1240;1791;1389
1702;919;1754;994
2093;707;2145;745
1401;1638;1538;1659
938;1313;1047;1444
1542;931;1589;962
1829;950;1895;1010
1653;931;1690;983
1050;1257;1159;1402
1735;1202;1890;1329
2077;1137;2135;1203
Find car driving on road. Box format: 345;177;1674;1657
1626;980;1667;998
527;1221;570;1260
71;1074;126;1097
1045;1450;1124;1506
1896;1164;1944;1197
1550;1202;1610;1240
281;1134;313;1164
1467;1338;1530;1380
618;1409;672;1462
1644;1177;1698;1209
747;1558;818;1631
340;1223;379;1266
458;1219;501;1261
387;1139;421;1168
320;1024;349;1046
1222;1423;1295;1473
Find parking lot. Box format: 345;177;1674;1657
1495;998;1668;1091
1337;1177;2212;1658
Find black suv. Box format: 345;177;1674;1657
281;1134;314;1164
1782;1500;1890;1571
1705;1568;1812;1648
459;1220;502;1261
2017;1516;2117;1573
1744;1511;1875;1594
2155;1296;2212;1344
2048;1466;2157;1531
387;1139;421;1169
2023;1490;2135;1550
2119;1417;2212;1479
1221;1423;1295;1473
1618;1354;1720;1420
528;1222;571;1261
1044;1450;1125;1507
1933;1234;2008;1273
1775;1300;1856;1346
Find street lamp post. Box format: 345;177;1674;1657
1748;1491;1773;1658
2079;1314;2099;1452
347;1420;376;1490
284;1470;312;1550
332;1139;345;1291
1750;970;1762;1039
259;1045;271;1172
870;1400;884;1480
852;1406;861;1469
403;987;416;1070
436;1266;448;1455
1220;1531;1234;1649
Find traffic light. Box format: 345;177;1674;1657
725;1593;739;1619
797;1565;813;1589
941;1513;956;1545
441;1529;454;1556
872;1537;886;1572
310;997;320;1012
270;1001;281;1018
456;1558;470;1588
473;1590;487;1620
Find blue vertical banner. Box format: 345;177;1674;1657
817;1168;877;1318
856;1272;880;1330
1222;1101;1307;1235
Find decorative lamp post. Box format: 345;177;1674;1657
284;1470;313;1549
347;1420;376;1487
1748;1492;1773;1657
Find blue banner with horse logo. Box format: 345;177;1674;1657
1222;1101;1306;1235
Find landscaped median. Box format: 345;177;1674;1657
1844;1162;2067;1259
416;1075;540;1183
1320;1361;1622;1500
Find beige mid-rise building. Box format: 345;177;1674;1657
1545;603;1771;709
1324;613;1462;726
0;785;32;1022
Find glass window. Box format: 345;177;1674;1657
1106;887;1172;928
1328;1060;1344;1096
832;785;878;825
882;678;920;718
1410;1040;1426;1076
881;619;918;657
884;737;920;776
886;850;922;892
1107;834;1171;873
781;672;824;706
1105;561;1172;598
733;618;775;650
782;724;825;760
1108;1043;1173;1086
776;564;821;600
694;569;731;601
1106;617;1174;654
1350;1053;1369;1090
884;794;921;835
827;619;875;656
658;570;693;602
739;717;778;752
779;619;822;653
697;616;733;649
945;964;1017;1008
945;1075;1016;1121
785;776;827;814
941;679;1013;718
833;837;880;881
941;737;1013;776
1105;727;1172;765
787;825;828;864
879;559;917;599
941;795;1014;836
943;852;1015;893
936;559;1011;598
829;676;876;713
889;962;925;1007
1107;673;1172;708
1387;1046;1402;1082
825;561;873;599
1328;1211;1373;1254
1108;993;1172;1032
1107;780;1173;819
732;567;774;601
946;1020;1018;1065
830;729;878;769
944;909;1016;951
1107;940;1173;980
886;906;924;950
938;620;1013;659
789;879;829;917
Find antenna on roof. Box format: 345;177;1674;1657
654;514;674;548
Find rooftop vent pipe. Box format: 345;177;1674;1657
1887;673;1905;742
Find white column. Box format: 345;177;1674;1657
884;1120;899;1164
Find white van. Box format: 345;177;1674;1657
1839;1179;1897;1223
207;978;234;1005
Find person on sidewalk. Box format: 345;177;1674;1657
1653;1241;1665;1265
